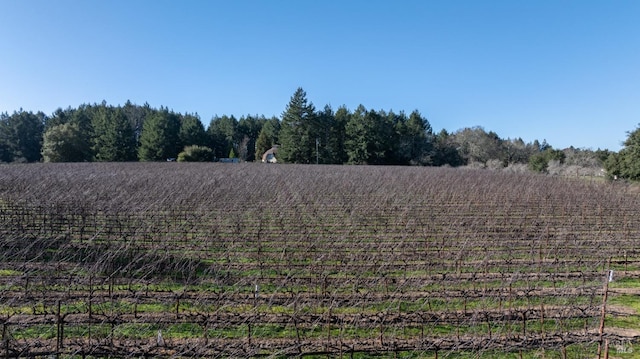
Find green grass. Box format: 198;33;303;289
11;324;57;340
611;277;640;289
0;269;22;276
609;294;640;314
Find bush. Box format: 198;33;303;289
177;145;214;162
528;149;565;173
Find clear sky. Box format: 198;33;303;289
1;1;638;151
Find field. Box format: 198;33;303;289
1;162;640;358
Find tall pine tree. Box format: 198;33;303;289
236;115;264;161
255;117;280;160
179;114;208;148
402;110;434;165
93;106;137;161
207;115;237;159
345;105;394;165
279;88;317;163
138;109;181;161
0;110;45;162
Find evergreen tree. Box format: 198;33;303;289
122;100;150;145
93;106;137;161
179;114;208;147
345;105;394;165
390;111;411;164
255;129;271;160
405;110;434;165
45;107;72;130
255;117;280;160
316;105;347;164
138;109;181;161
345;105;371;165
279;87;317;163
207;115;237;159
0;113;11;162
330;106;350;164
0;110;45;162
237;115;263;161
610;125;640;180
528;147;565;173
390;110;435;165
604;152;623;179
432;129;464;167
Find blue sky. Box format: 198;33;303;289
1;1;638;151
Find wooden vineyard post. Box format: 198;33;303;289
456;316;460;342
202;316;209;345
379;317;384;347
87;275;93;347
540;301;545;340
23;276;29;297
326;307;332;353
88;275;93;320
2;321;8;359
597;260;612;359
294;315;301;352
249;284;258;346
56;300;63;352
175;296;180;320
292;295;301;352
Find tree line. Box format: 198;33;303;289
0;87;619;174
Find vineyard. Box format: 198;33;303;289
1;163;640;358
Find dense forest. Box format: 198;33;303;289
0;87;631;178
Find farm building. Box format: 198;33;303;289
261;146;278;163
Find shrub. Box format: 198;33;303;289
528;149;565;173
177;145;214;162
